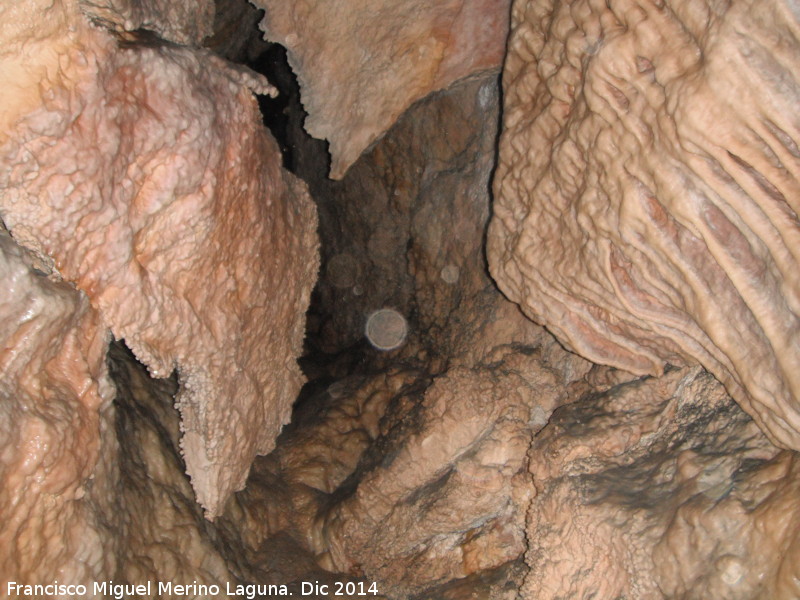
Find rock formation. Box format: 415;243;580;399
524;366;799;598
0;0;318;520
489;0;800;451
253;0;511;178
1;0;799;598
0;229;116;586
79;0;215;45
108;342;234;590
216;73;559;598
246;67;799;597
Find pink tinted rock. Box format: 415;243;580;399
0;2;319;518
0;231;116;589
489;0;800;449
254;0;510;178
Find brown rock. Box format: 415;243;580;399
489;0;800;449
524;367;795;599
307;75;550;367
317;365;556;595
254;0;510;178
0;1;319;518
1;1;795;596
276;74;593;597
108;343;234;590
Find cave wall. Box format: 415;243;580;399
0;0;317;590
1;0;799;598
0;0;318;519
0;229;117;586
213;73;596;597
269;64;799;597
488;0;800;451
252;0;511;178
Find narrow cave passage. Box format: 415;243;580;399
102;22;544;594
192;32;543;596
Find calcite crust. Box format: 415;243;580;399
254;0;510;178
489;0;800;449
78;0;215;45
0;1;319;518
0;231;116;589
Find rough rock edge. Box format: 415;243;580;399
0;2;318;518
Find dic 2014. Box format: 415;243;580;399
302;581;379;596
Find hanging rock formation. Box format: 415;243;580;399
0;0;319;519
254;0;510;178
489;0;800;450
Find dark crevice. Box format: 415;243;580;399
246;44;331;177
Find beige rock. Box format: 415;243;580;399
489;0;800;450
108;343;234;594
217;369;421;570
79;0;215;45
1;1;795;595
654;450;800;599
524;367;795;599
0;1;319;518
0;231;116;592
254;0;510;178
316;365;555;595
280;75;592;596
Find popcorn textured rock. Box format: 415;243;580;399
0;0;319;518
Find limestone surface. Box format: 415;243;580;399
246;74;592;598
0;230;116;590
1;1;796;596
489;0;800;450
108;343;234;592
307;75;537;366
0;0;319;518
316;364;556;595
79;0;215;45
525;367;798;599
254;0;510;178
